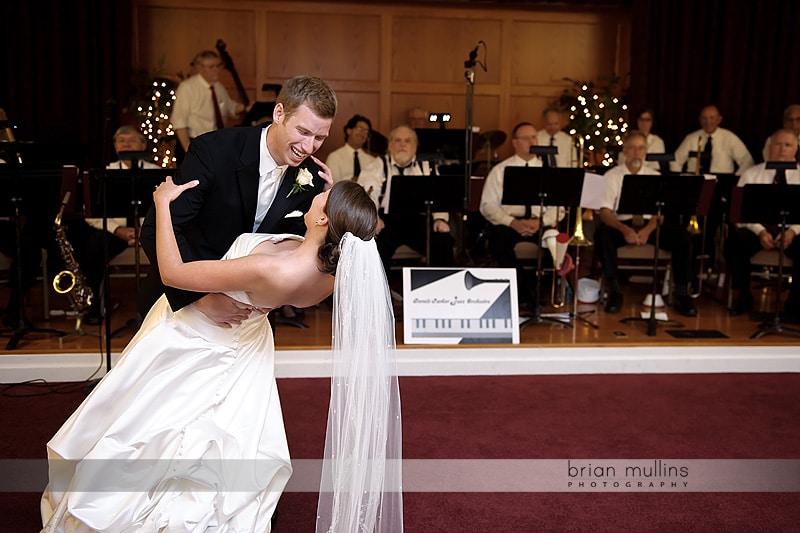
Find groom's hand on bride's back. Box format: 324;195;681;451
194;293;258;328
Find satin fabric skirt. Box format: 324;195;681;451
40;295;292;532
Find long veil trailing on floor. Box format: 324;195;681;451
315;234;403;533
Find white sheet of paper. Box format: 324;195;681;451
580;172;608;210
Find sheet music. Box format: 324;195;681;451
580;172;607;210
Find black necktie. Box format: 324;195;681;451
353;150;361;179
210;86;224;130
773;168;787;185
701;136;712;173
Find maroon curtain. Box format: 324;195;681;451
629;0;800;160
0;0;133;168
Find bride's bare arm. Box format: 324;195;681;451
153;178;284;296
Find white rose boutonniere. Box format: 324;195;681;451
287;167;314;197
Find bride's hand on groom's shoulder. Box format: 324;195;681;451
154;177;200;207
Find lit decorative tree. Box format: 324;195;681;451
558;75;629;167
132;77;178;168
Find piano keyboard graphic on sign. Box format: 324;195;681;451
411;317;515;338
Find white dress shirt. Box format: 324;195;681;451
326;144;376;183
479;154;563;227
255;126;285;231
536;130;573;168
357;155;449;221
171;73;238;139
670;127;754;175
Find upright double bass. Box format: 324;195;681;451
215;39;249;108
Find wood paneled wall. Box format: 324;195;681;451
133;0;629;161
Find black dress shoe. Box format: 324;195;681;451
729;296;753;317
604;291;623;314
673;294;698;317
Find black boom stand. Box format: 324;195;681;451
0;164;67;349
617;173;707;336
502;163;585;328
733;174;800;339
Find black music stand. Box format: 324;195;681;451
502;165;584;328
387;174;464;266
0;164;68;349
617;173;706;336
645;152;673;175
732;176;800;339
532;145;558;168
91;165;171;340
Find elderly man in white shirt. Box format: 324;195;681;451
172;50;245;162
357;125;454;272
535;107;573;167
725;129;800;318
480;122;565;309
595;130;697;317
671;105;754;175
761;104;800;162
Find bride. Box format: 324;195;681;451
41;179;403;532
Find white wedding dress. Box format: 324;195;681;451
41;233;302;533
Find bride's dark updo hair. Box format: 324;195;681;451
318;181;378;275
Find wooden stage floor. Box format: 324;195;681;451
1;271;798;357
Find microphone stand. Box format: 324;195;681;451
462;42;484;261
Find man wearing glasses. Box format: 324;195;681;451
325;114;377;183
172;50;246;164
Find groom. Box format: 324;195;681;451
139;75;338;326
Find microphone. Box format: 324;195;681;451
464;43;479;68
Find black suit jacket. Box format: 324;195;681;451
139;126;326;314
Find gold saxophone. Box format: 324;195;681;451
53;192;93;312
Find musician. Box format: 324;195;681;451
595;131;698;317
536;107;572;167
0;127;158;327
725;129;800;318
761;104;800;162
172;50;246;164
325;114;376;183
407;106;430;129
479;122;565;309
357;124;455;273
671;105;754;175
617;109;666;172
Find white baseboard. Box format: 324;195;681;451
1;345;798;383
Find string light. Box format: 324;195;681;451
134;78;177;168
558;76;629;166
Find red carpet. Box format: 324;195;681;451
2;374;798;531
